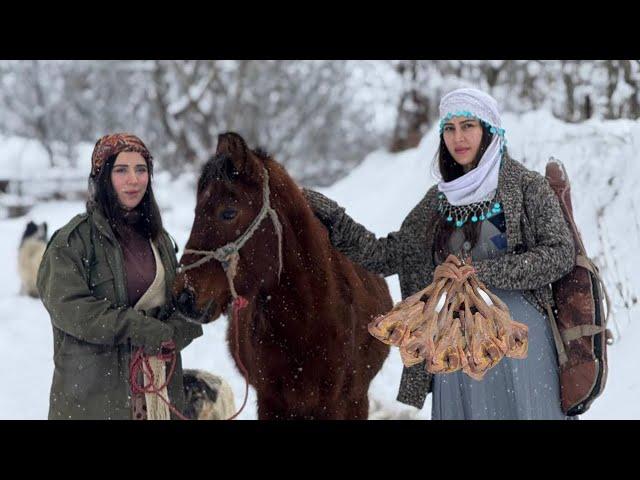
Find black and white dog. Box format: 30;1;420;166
18;221;48;298
183;369;237;420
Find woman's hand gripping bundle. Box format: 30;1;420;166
368;255;529;380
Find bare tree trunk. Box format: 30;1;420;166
621;60;640;118
604;60;620;120
481;61;504;93
389;61;431;152
582;94;593;120
227;60;250;131
561;60;576;122
151;61;199;172
31;61;55;167
517;60;536;109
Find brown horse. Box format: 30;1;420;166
173;132;391;420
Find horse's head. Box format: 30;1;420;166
173;132;283;324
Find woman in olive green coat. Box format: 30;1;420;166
37;133;202;420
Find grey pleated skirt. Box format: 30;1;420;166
431;287;567;420
431;214;568;420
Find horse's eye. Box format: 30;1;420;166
220;209;237;221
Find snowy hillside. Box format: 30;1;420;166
0;110;638;419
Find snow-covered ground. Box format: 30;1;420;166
1;110;638;419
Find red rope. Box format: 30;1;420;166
226;296;250;420
129;343;190;421
128;296;251;421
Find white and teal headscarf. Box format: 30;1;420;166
436;88;507;210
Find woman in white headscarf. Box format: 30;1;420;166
304;87;575;419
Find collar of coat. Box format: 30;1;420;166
88;206;117;243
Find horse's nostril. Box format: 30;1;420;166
178;290;195;310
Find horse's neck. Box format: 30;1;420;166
263;172;331;280
256;198;335;320
281;211;333;281
259;168;336;313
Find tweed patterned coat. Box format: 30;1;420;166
303;155;575;409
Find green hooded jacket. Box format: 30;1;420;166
37;208;203;420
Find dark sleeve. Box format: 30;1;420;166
158;303;204;352
303;188;405;277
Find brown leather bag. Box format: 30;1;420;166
545;158;613;416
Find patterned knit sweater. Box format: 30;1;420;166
303;155;575;409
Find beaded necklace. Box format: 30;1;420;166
437;193;503;228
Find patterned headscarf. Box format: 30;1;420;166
437;88;505;207
91;133;152;177
438;88;504;134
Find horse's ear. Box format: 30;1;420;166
216;132;258;177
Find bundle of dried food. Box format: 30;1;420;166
368;255;528;380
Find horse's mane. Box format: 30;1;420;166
198;144;313;224
198;144;274;189
259;154;317;225
198;153;237;191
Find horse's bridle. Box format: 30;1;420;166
177;166;283;300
